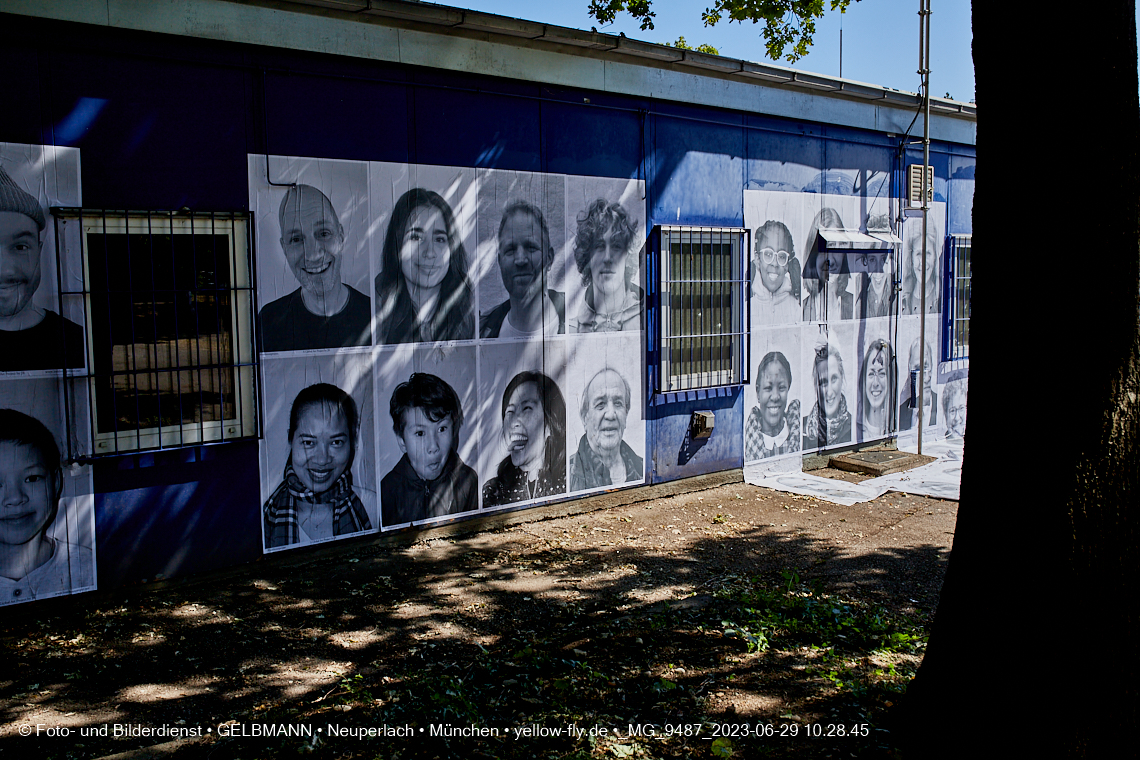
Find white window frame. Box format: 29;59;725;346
59;210;257;455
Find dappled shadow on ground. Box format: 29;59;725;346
0;483;951;759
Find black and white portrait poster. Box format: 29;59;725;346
374;343;479;529
743;190;905;326
801;321;856;452
259;353;377;553
1;142;86;374
898;208;946;316
1;143;94;605
744;325;803;464
475;169;568;339
0;377;96;606
854;317;898;443
249;155;649;534
895;315;943;442
249;155;373;353
565;176;646;334
743;190;804;329
477;337;568;509
370;162;478;345
564;332;645;496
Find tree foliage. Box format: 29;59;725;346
587;0;857;62
669;35;720;55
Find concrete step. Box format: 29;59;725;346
828;449;934;477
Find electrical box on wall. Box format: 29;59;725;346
689;410;715;439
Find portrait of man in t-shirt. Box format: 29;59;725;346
0;165;84;371
258;184;372;352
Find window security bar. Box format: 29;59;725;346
658;225;749;392
943;234;971;361
52;208;258;459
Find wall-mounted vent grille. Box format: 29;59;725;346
907;164;934;207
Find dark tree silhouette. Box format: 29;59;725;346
904;3;1140;756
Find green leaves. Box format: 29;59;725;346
588;0;657;30
721;619;768;652
711;736;736;757
669;36;720;55
586;0;859;63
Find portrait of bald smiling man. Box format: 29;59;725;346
258;184;372;352
568;367;643;491
0;166;84;371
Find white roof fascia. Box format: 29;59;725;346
0;0;976;144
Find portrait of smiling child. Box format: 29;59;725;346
745;351;801;461
0;408;93;604
375;188;475;344
750;220;801;327
381;372;478;526
263;383;373;550
258;184;372;352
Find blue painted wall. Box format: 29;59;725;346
2;11;974;590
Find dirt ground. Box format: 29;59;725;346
0;468;956;759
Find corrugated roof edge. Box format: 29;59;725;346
288;0;977;119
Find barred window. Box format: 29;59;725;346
944;234;971;360
55;209;257;455
658;226;748;391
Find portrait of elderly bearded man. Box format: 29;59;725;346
0;166;84;371
259;184;372;352
568;367;643;491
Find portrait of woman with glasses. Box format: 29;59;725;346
750;220;801;327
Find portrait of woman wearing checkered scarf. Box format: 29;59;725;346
263;383;372;549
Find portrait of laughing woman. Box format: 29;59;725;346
482;371;567;507
263;383;374;550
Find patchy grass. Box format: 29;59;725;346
4;482;953;760
217;571;925;759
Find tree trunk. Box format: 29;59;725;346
904;3;1140;756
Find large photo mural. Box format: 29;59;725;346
0;142;96;606
743;187;954;475
249;156;647;551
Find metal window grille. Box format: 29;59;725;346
658;226;748;391
943;233;971;360
53;209;258;457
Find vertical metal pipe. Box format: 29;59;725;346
917;0;931;454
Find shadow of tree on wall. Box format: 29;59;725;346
1;488;951;759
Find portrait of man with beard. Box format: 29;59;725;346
0;166;84;371
480;201;565;338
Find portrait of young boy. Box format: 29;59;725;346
381;372;478;526
1;408;93;604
